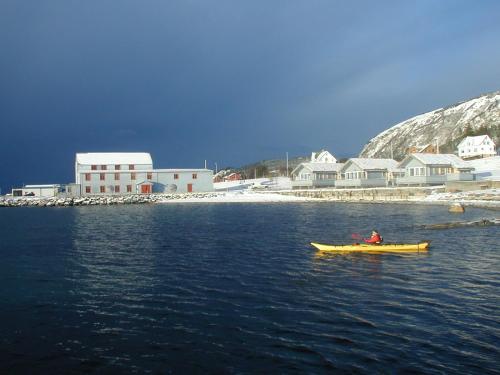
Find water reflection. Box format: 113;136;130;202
71;206;159;293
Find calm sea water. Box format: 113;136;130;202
0;203;498;374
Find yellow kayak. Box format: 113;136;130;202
310;241;430;253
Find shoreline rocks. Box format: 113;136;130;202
0;193;221;208
421;218;500;229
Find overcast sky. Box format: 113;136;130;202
1;0;500;190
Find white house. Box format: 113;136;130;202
75;152;213;195
310;150;337;163
457;135;496;159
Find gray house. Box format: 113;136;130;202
336;158;402;188
75;153;213;195
291;162;344;189
396;153;474;186
291;150;343;189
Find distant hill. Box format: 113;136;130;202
237;156;309;178
359;91;500;160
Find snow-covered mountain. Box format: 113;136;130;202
359;91;500;160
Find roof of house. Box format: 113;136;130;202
24;184;60;188
344;158;399;171
400;153;471;168
293;162;344;174
76;153;153;165
458;135;495;148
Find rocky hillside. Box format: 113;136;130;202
359;91;500;160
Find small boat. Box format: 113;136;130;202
310;241;430;253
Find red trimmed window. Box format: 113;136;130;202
100;173;105;181
127;185;132;193
131;172;136;180
100;186;105;193
85;186;91;193
174;173;179;180
115;185;120;193
192;173;197;179
114;173;120;181
85;173;91;181
101;165;107;170
129;164;135;170
147;172;152;180
115;165;121;170
91;165;97;170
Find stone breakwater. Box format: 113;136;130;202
0;193;220;207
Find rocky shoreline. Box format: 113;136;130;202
0;193;221;207
1;189;499;208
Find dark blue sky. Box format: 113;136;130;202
1;0;500;191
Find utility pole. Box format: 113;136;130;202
286;152;289;177
204;160;207;169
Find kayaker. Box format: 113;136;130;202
364;230;383;244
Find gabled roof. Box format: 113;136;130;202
458;135;495;148
76;153;153;165
311;150;336;163
399;153;470;169
292;162;344;175
342;158;399;171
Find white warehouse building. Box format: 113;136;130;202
73;152;213;196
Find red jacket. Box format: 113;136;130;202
365;233;382;244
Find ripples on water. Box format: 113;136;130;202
0;203;498;373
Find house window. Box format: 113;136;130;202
114;173;120;180
115;165;121;170
131;172;136;180
174;173;179;180
85;173;91;181
100;173;105;181
147;172;153;180
127;185;132;193
85;186;91;193
91;165;97;170
101;165;107;170
100;186;106;193
129;164;135;170
115;185;120;193
192;173;197;179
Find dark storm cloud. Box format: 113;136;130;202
1;0;500;190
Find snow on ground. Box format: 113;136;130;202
214;177;292;191
159;176;500;206
422;188;500;207
465;156;500;181
159;190;317;203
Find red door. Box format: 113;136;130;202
141;184;151;194
187;183;193;193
